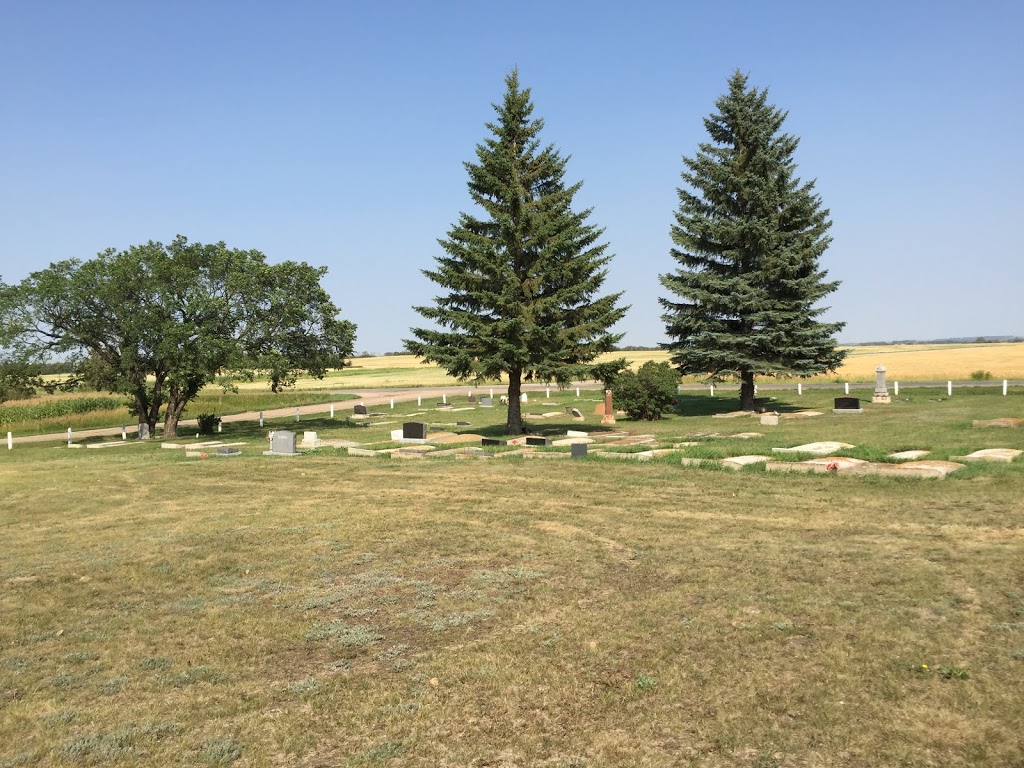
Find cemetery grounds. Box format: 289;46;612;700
2;356;1024;765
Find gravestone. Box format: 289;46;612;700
271;430;297;455
601;390;616;425
480;397;493;407
403;422;428;440
833;397;862;413
872;365;891;404
569;407;583;419
302;431;319;447
526;436;552;446
571;443;589;458
760;413;779;426
481;438;506;446
467;394;476;404
217;446;241;456
138;423;150;440
353;404;368;416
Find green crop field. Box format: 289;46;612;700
2;388;1023;766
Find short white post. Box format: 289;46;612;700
258;411;264;427
442;394;447;404
1003;379;1008;396
330;404;335;418
894;381;900;396
7;432;11;450
575;387;579;397
217;421;222;433
121;424;127;440
797;382;802;395
390;398;394;409
67;428;72;447
468;388;472;398
545;386;550;399
295;407;300;422
710;384;715;397
947;380;952;396
844;382;850;395
753;384;758;395
522;393;528;403
490;388;494;398
417;395;422;407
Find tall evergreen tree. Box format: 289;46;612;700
406;70;627;435
660;71;846;411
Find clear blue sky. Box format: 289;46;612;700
2;1;1021;353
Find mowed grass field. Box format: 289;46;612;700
2;388;1023;766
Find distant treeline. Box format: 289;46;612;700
850;336;1023;346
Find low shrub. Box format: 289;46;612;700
969;370;993;380
611;361;679;420
196;413;221;435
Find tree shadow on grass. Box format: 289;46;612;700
677;394;804;417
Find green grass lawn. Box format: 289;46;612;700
1;389;1023;766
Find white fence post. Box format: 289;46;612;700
797;382;802;395
947;380;952;396
844;382;850;395
7;432;11;450
1004;379;1009;396
894;381;899;396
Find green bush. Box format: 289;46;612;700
969;370;993;381
611;361;679;420
196;413;222;435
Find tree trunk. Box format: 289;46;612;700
163;394;187;438
739;369;756;411
506;369;523;435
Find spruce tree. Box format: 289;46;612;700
660;71;846;411
406;70;627;435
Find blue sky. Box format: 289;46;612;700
2;1;1021;353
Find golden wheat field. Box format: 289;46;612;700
301;342;1024;390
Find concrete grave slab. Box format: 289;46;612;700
871;461;964;478
950;448;1022;463
429;433;485;445
86;441;141;449
731;432;764;439
722;455;770;469
780;410;824;419
346;447;383;457
566;430;589;438
712;411;752;419
553;437;594;446
760;413;779;426
771;442;855;456
673;442;702;447
888;450;931;460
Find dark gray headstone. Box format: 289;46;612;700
353;404;368;416
138;423;150;440
481;438;506;446
403;422;428;440
456;421;470;426
467;394;476;403
436;402;452;409
271;430;297;455
217;446;241;456
570;443;588;458
834;397;860;410
569;408;583;418
526;437;551;446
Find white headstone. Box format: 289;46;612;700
259;411;264;427
521;393;528;403
121;424;127;440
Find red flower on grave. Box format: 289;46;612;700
826;462;839;472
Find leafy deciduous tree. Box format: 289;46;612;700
0;237;355;437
